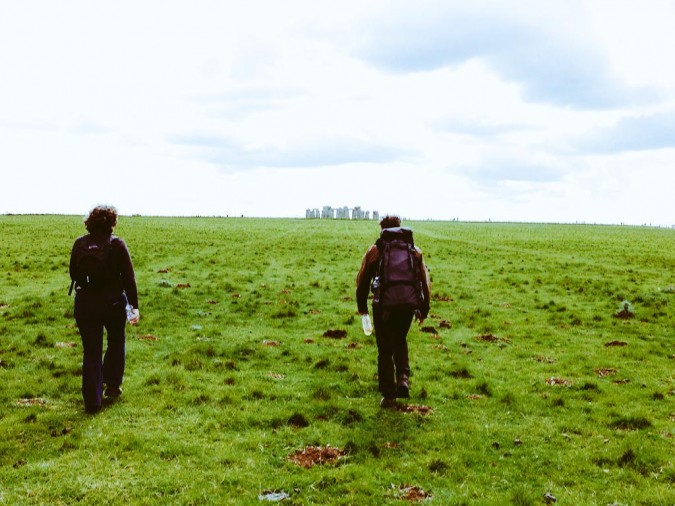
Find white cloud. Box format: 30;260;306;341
1;1;675;226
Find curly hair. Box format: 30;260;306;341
379;214;401;229
84;205;118;234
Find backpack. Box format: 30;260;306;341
69;235;114;295
372;227;424;311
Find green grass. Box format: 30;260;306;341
0;215;673;505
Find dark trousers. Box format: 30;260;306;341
74;291;127;410
373;307;414;398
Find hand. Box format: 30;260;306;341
129;309;140;325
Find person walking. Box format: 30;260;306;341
356;215;431;408
69;205;139;414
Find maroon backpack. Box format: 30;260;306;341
372;227;424;312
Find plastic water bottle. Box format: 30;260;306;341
361;314;373;336
125;304;135;323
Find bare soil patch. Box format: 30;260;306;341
137;334;158;341
55;342;77;348
420;326;437;334
176;283;191;289
262;340;281;347
439;320;452;329
396;403;433;415
396;484;431;501
596;368;617;377
323;329;347;339
546;377;572;386
476;334;510;344
287;445;345;468
604;340;628;347
614;307;634;319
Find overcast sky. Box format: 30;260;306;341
2;0;675;225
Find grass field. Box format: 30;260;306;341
0;215;673;505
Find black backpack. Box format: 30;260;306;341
69;235;114;295
372;227;424;311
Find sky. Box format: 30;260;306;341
1;0;675;225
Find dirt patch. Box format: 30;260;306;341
287;445;345;468
137;334;158;341
207;300;219;304
55;342;77;348
534;356;556;364
546;377;573;386
157;268;170;273
287;413;309;428
303;338;315;344
267;373;285;380
323;329;347;339
439;320;452;329
432;344;448;351
396;404;433;415
612;379;630;384
382;442;399;449
262;340;281;347
307;309;321;315
231;293;241;299
0;304;10;309
614;307;634;319
433;294;453;302
596;368;617;377
420;326;437;334
176;283;191;289
604;340;628;347
476;334;510;344
395;484;431;501
17;398;47;407
346;342;360;349
466;394;483;400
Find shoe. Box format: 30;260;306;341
380;396;398;409
104;385;122;399
396;375;410;398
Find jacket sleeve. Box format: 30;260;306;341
116;238;139;309
355;245;378;314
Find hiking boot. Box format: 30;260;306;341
396;375;410;398
380;396;398;409
104;385;122;399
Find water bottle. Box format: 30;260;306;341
125;304;135;323
361;314;373;336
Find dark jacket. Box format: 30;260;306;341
69;233;139;309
